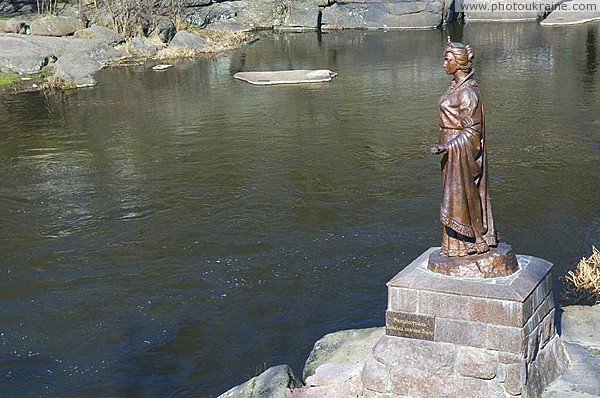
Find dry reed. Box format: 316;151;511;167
565;246;600;301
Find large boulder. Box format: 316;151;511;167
169;30;207;50
127;37;159;57
274;0;321;31
542;305;600;397
462;0;561;22
218;365;303;398
73;26;125;46
0;0;35;14
558;305;600;349
0;33;123;86
185;0;277;31
284;327;384;397
87;5;115;29
54;38;123;86
0;34;58;73
186;0;213;6
30;15;84;36
540;1;600;26
303;327;384;380
155;16;176;43
0;17;29;33
321;0;445;30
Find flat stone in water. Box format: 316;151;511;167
152;64;173;71
427;242;519;278
233;69;337;85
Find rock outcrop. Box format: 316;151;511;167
302;327;384;380
218;364;303;398
184;0;454;32
543;305;600;397
321;0;447;30
155;16;176;43
73;25;126;46
0;16;29;33
168;30;207;50
126;37;160;57
0;33;123;86
0;0;35;15
29;15;83;36
217;305;600;397
185;0;278;31
541;0;600;26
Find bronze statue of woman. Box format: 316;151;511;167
430;39;498;258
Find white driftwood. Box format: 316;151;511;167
233;69;337;85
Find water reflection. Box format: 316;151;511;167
584;25;598;94
0;23;599;398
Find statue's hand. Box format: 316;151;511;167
429;144;447;155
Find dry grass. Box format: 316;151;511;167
565;246;600;302
154;46;199;60
154;30;256;60
39;64;77;91
198;30;257;53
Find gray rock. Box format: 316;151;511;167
54;38;123;86
0;34;56;73
186;0;277;31
317;0;334;6
73;26;125;46
30;15;84;37
218;364;303;398
234;70;337;85
541;2;600;26
288;362;364;396
0;0;35;14
186;0;213;6
559;305;600;348
0;17;29;34
321;1;444;30
206;21;248;32
274;0;320;31
541;305;600;397
0;33;123;86
155;17;176;43
169;30;207;50
543;341;600;397
303;327;384;380
462;0;561;22
127;37;159;57
87;6;115;29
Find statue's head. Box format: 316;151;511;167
444;38;475;73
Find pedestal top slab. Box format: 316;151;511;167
387;247;553;302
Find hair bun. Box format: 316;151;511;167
466;45;475;61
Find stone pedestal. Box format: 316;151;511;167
362;248;568;398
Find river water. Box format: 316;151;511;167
0;22;598;397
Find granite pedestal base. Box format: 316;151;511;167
361;248;568;398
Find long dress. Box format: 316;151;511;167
437;71;498;257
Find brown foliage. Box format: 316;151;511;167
565;246;600;302
99;0;185;38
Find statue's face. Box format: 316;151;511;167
443;52;458;75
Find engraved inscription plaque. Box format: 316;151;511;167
385;311;435;341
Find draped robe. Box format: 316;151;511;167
437;72;497;257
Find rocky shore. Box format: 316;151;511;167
0;13;256;92
2;0;599;93
219;304;600;397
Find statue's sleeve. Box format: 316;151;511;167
447;88;481;154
